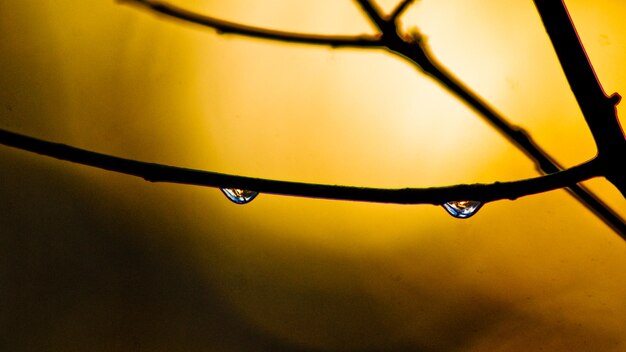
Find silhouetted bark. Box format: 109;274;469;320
1;0;624;237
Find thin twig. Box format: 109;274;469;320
0;128;601;205
389;0;416;23
120;0;382;48
354;0;389;33
386;34;626;235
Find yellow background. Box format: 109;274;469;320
1;0;626;350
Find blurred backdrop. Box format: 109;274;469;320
1;0;626;350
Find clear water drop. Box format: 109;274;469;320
220;188;258;204
442;200;482;219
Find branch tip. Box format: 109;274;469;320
117;0;149;6
610;92;622;105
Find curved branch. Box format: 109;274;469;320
0;128;601;205
116;0;625;232
120;0;382;48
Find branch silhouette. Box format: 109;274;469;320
1;1;624;236
389;0;416;23
355;0;626;236
119;0;382;48
115;0;625;235
0;128;602;205
533;0;626;198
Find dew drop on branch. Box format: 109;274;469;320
220;188;258;204
442;200;482;219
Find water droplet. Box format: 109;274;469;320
220;188;258;204
442;200;482;219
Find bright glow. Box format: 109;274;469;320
1;0;625;350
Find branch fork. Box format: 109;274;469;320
1;0;624;237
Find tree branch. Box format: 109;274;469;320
381;28;626;236
353;0;389;33
532;0;626;198
119;0;382;48
533;0;624;153
116;0;625;234
0;128;602;206
389;0;416;24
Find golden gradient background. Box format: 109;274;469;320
1;0;626;350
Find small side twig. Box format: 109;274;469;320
120;0;382;48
